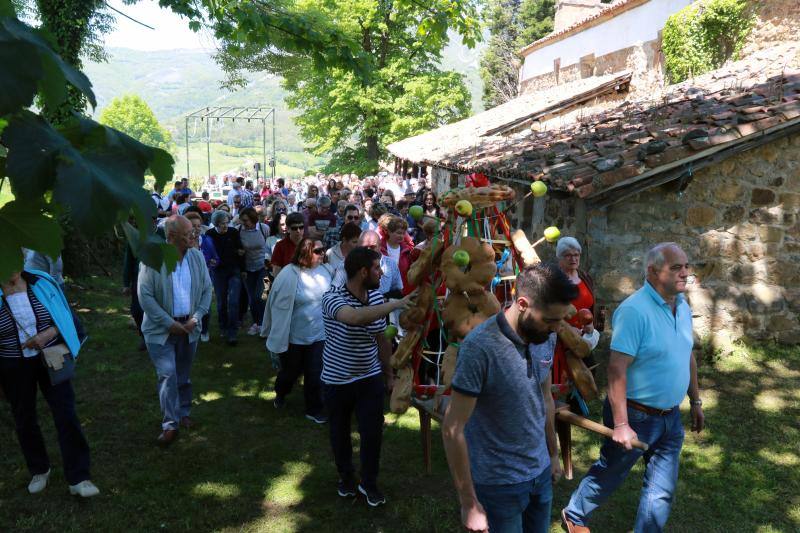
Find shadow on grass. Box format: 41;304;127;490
0;274;797;532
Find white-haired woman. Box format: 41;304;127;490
553;237;597;389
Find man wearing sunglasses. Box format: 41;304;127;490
270;212;306;278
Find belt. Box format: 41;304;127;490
627;399;673;416
173;315;190;322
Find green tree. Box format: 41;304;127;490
213;0;481;175
479;0;555;108
99;95;174;154
0;1;177;279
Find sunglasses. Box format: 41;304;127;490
289;225;304;231
346;215;360;221
313;248;325;255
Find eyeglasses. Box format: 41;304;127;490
313;248;325;255
289;225;304;231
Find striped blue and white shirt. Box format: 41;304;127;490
321;286;386;385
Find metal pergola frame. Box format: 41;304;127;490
184;106;277;180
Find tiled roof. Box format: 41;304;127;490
387;71;631;164
518;0;647;57
394;44;800;205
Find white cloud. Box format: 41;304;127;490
104;0;217;51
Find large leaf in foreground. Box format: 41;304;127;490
0;201;63;281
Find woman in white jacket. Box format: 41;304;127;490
261;238;333;423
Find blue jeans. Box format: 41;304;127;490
474;467;553;533
147;334;198;430
243;268;266;326
564;399;685;533
211;266;241;339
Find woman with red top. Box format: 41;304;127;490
378;214;414;290
553;236;597;390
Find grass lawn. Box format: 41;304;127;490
0;273;798;532
180;142;326;179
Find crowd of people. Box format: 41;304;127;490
1;169;704;533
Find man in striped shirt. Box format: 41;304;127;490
321;247;416;507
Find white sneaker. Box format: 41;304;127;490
200;332;210;342
28;469;50;494
69;480;100;498
247;324;259;336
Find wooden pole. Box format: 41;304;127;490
556;409;649;451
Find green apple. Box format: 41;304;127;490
453;249;470;267
455;199;473;217
384;325;398;339
544;226;560;243
531;181;547;198
409;205;424;220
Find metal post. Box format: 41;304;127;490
205;113;211;179
185;117;190;178
262;117;267;182
272;108;276;180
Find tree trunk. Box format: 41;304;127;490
366;135;380;170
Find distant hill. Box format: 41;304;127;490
83;37;484;176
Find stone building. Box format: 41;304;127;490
388;1;800;346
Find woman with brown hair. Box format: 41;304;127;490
262;238;333;423
378;214;414;289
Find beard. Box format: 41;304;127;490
517;313;552;345
365;274;381;291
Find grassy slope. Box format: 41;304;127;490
0;274;797;532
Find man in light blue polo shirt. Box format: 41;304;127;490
563;243;705;533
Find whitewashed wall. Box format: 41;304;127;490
520;0;694;81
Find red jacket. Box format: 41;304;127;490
379;227;414;288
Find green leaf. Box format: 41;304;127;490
0;201;63;281
148;148;175;188
0;17;96;109
1;111;67;200
0;39;41;114
121;222;178;273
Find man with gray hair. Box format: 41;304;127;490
563;242;704;533
138;215;213;446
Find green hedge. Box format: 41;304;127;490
662;0;755;84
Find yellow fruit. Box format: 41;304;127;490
544;226;560;243
531;181;547;197
455;200;473;217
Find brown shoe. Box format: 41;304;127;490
180;416;195;430
157;429;178;447
562;509;590;533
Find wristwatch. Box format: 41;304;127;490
690;399;703;407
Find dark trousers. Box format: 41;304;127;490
275;341;324;416
131;284;144;333
201;313;210;335
211;266;241;338
324;374;385;488
243;268;266;325
0;357;91;485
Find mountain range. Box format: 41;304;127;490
83;35;484;177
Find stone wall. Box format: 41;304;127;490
743;0;800;55
565;133;798;347
429;133;799;346
553;0;604;33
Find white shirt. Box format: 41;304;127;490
6;293;39;357
386;244;400;264
172;256;192;317
289;265;331;345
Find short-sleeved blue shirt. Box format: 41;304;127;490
451;312;555;485
610;281;693;409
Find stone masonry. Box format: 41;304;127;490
505;132;800;347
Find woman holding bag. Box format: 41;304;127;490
0;266;99;498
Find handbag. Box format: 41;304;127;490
1;294;76;386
